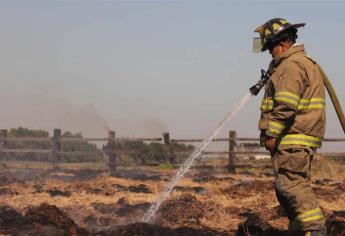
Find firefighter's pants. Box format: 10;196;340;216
271;146;326;232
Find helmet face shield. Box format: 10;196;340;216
252;37;263;53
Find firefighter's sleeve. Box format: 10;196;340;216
265;62;306;137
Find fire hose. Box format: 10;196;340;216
250;67;345;135
318;65;345;134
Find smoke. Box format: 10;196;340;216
0;88;171;139
141;117;169;137
0;89;110;138
56;102;110;137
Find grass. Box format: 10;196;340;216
156;163;175;170
0;156;344;233
312;155;345;180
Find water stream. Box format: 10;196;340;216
140;92;253;223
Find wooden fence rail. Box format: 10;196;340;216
0;129;344;173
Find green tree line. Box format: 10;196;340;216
2;127;195;165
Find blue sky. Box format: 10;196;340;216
0;1;344;150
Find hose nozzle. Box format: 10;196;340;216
250;69;270;96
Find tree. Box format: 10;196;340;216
4;127;102;163
103;140;195;165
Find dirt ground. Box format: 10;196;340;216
0;159;344;236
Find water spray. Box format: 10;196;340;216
140;70;270;223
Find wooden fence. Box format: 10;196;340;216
0;129;344;173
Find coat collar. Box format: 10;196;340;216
272;44;305;67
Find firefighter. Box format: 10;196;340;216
254;18;327;236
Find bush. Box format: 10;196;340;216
103;141;195;165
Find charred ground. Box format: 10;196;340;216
0;159;344;236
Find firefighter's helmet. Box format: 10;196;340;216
253;18;305;52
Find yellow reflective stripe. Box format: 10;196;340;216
280;140;320;147
262;105;273;110
298;98;325;110
305;232;311;236
305;104;325;109
301;214;324;222
268;129;281;135
285;134;321;141
275;91;300;106
269;121;285;129
262;95;325;110
296;207;324;223
298;207;322;219
275;97;299;106
262;99;273;105
276;91;300;100
299;98;325;103
268;121;285;134
280;134;322;148
261;99;273;110
310;98;325;102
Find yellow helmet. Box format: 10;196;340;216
254;18;305;52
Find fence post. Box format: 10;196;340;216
228;130;237;174
0;129;8;162
108;131;116;171
163;132;173;164
53;129;61;170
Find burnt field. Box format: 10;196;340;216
0;158;345;236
